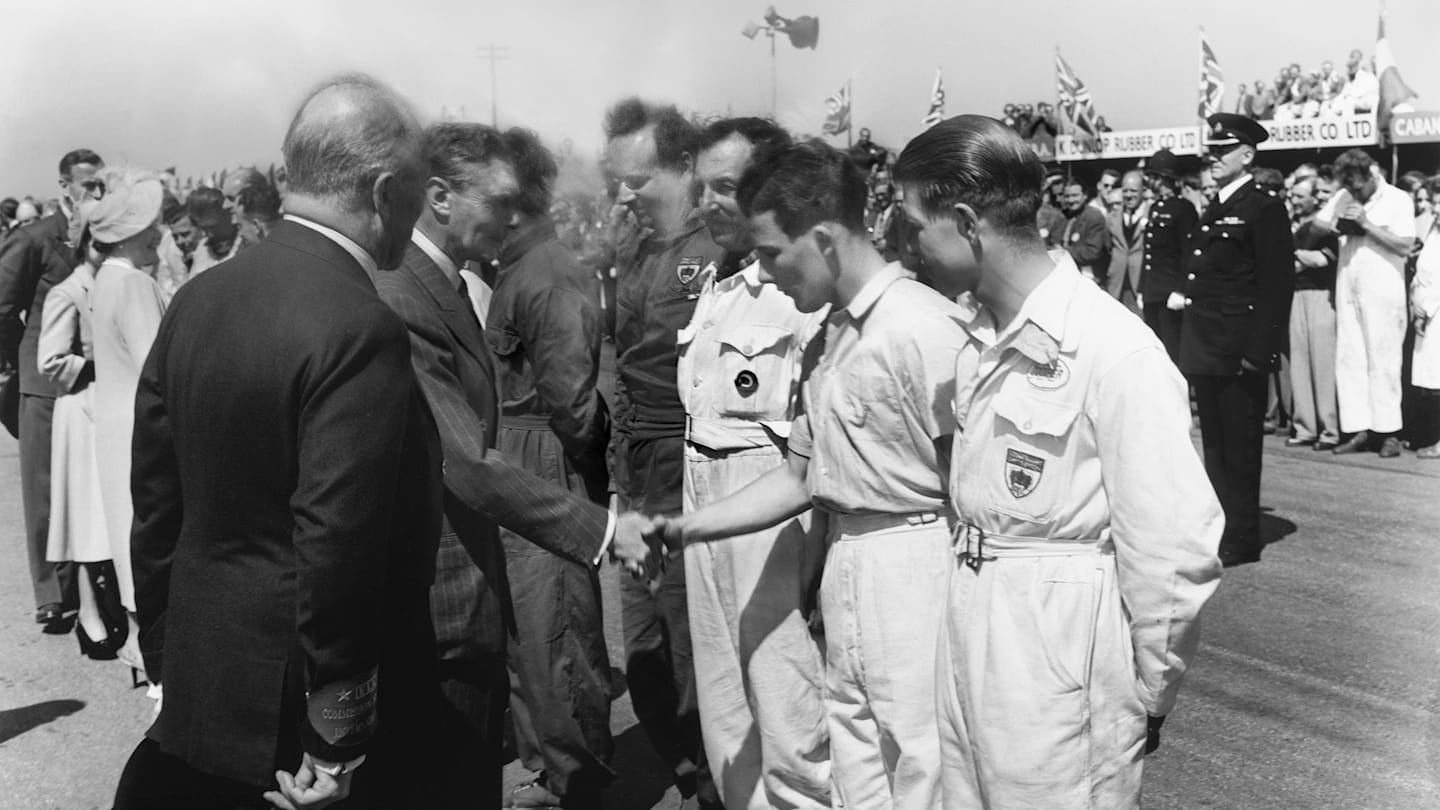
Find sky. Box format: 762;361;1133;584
2;0;1437;196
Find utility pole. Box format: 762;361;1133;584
478;43;508;127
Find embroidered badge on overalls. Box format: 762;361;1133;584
1026;358;1070;390
676;257;702;284
734;370;758;396
1005;449;1044;498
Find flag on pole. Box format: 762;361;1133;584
1055;51;1101;148
923;67;945;129
1198;28;1225;119
1375;5;1418;141
822;82;851;136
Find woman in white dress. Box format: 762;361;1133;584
88;169;168;673
39;209;128;659
1411;211;1440;458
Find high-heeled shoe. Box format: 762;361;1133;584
76;623;122;661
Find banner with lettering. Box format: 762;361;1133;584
1390;110;1440;144
1258;113;1378;151
1055;127;1202;162
1054;113;1381;162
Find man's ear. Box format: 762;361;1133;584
951;202;981;243
424;178;450;220
811;223;836;257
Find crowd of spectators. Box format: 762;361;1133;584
1236;49;1380;121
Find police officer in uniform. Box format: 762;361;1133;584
1140;148;1198;361
1178;114;1295;567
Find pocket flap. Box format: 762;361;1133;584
993;390;1080;437
718;325;793;358
486;328;521;357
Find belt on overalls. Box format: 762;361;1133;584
951;522;1113;572
832;510;954;537
499;413;551;431
685;415;786;452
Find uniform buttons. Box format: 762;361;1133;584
1193;249;1202;255
744;344;754;354
1248;305;1254;311
1184;297;1193;306
1145;264;1152;270
1187;273;1196;280
1201;225;1210;232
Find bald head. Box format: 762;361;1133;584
282;73;424;213
281;73;426;270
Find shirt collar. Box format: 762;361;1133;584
843;261;906;320
410;228;461;291
952;251;1079;362
1218;174;1253;205
738;260;764;290
283;215;380;282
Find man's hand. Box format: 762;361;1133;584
263;754;352;810
648;513;688;552
1239;357;1261;373
611;512;661;578
1165;291;1186;312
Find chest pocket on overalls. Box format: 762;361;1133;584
986;387;1080;523
716;325;794;418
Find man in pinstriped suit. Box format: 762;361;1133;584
374;122;657;810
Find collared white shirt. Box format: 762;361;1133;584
676;261;827;450
410;228;461;291
1217;174;1253;205
1315;177;1416;280
789;262;966;515
948;251;1222;715
282;215;379;282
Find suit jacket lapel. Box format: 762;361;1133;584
401;243;496;387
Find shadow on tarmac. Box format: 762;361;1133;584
0;699;84;744
1259;510;1298;548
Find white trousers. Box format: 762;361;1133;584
938;546;1147;810
823;515;951;810
1335;262;1406;433
684;444;831;810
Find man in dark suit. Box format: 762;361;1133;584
0;148;102;631
374;122;656;810
1105;169;1148;315
1140;148;1199;361
486;128;615;809
116;75;435;810
1178;113;1295;568
1059;178;1110;284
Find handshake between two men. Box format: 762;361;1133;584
606;511;699;579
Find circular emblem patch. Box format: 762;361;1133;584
734;370;759;397
1026;358;1070;390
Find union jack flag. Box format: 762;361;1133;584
822;81;850;136
923;67;945;129
1198;28;1225;119
1055;52;1100;147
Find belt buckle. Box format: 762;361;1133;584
954;523;993;572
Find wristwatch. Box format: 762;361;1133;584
313;755;366;777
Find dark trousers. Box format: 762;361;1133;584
1192;372;1267;555
619;434;711;803
498;423;614;801
426;658;509;809
114;738;274;810
1143;303;1183;364
18;394;74;610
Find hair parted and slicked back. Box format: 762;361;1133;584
698;117;793;171
737;140;867;238
604;97;698;172
503;127;558;217
422;122;511;192
59;149;102;179
186;186;227;220
894;114;1045;237
282;73;423;210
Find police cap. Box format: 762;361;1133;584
1143;148;1184;180
1204;113;1269;148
